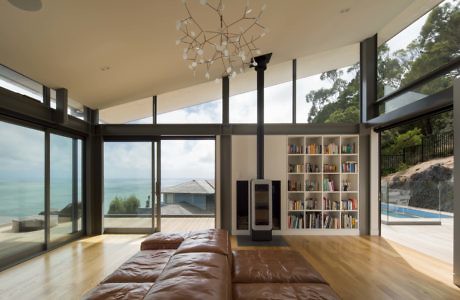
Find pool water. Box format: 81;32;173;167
380;203;453;219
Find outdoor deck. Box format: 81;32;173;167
0;217;214;264
381;218;453;264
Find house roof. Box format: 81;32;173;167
162;179;215;195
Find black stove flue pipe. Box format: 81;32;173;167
252;53;272;180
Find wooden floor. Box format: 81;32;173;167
0;234;459;300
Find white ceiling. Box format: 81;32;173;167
0;0;435;110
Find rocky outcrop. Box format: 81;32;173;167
383;156;454;212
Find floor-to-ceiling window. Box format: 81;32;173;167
50;134;83;243
0;121;45;267
0;120;85;269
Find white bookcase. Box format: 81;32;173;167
286;135;359;234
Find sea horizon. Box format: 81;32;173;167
0;177;213;224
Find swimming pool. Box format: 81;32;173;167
380;203;453;219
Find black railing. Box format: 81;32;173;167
382;132;453;172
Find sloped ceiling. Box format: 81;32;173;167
0;0;427;111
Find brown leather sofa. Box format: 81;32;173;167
83;229;339;300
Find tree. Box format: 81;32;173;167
382;128;423;155
303;0;459;128
305;65;360;123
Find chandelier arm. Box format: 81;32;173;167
177;0;267;79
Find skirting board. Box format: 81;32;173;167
455;273;460;288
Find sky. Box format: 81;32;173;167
0;1;450;181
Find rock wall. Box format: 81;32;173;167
383;156;454;212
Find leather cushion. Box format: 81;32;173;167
140;232;187;250
144;252;231;300
101;250;174;283
232;250;326;284
174;228;229;256
82;283;153;300
233;283;340;300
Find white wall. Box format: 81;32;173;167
231;135;287;234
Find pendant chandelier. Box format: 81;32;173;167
176;0;268;81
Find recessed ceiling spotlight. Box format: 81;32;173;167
340;8;351;14
7;0;42;12
100;66;111;71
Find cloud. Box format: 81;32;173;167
0;122;44;180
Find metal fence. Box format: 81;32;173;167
382;132;453;172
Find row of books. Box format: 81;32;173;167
288;164;304;173
323;214;340;229
288;213;304;229
305;163;320;173
324;143;339;154
305;198;319;210
323;164;338;173
288;200;304;210
342;214;358;229
288;180;302;191
289;212;357;229
323;178;337;191
342;161;358;173
288;144;303;154
306;144;322;154
323;197;340;210
341;143;356;154
341;198;357;210
290;179;356;192
306;212;322;229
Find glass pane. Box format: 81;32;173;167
0;121;45;267
50;134;81;242
158;79;222;124
158;99;222;124
379;69;459;114
264;61;292;123
296;64;360;123
104;142;152;229
377;0;460;99
0;65;43;102
230;71;257;123
160;140;215;232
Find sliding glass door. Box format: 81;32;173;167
103;138;215;233
50;134;83;243
103;140;159;233
379;110;454;264
0;120;85;269
0;121;45;268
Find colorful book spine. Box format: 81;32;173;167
342;161;358;173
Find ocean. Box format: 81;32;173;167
0;178;191;225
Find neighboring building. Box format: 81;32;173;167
162;180;215;211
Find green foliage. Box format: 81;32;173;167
382;128;423;155
305;64;360;123
108;195;140;214
304;0;459;125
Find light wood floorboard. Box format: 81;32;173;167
0;234;458;299
232;235;460;300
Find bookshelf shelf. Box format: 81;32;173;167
287;135;359;233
